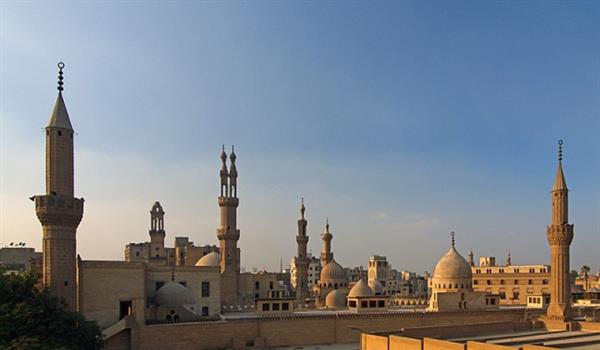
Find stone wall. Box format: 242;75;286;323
135;309;527;350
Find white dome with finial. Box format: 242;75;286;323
154;281;196;306
431;232;473;292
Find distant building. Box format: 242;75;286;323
0;246;42;273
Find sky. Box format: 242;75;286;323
1;1;599;274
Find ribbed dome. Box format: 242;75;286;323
154;281;196;306
433;246;472;280
349;279;374;298
320;259;346;282
368;280;384;295
195;251;220;267
325;290;347;308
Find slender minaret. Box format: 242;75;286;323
33;62;84;310
149;202;166;260
217;146;240;305
320;219;333;267
295;198;309;301
468;250;475;267
546;140;574;321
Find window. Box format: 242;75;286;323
156;247;159;251
135;251;140;257
543;279;548;285
349;300;357;307
282;302;289;311
269;281;274;290
262;303;270;311
378;300;385;307
474;280;479;285
500;291;506;299
272;303;280;311
369;300;376;307
255;293;259;299
255;281;260;290
119;300;132;319
513;291;520;300
486;280;491;285
361;301;368;308
58;130;62;136
201;282;210;297
500;280;505;285
202;306;209;316
514;280;519;285
490;298;496;305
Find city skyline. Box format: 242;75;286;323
1;2;599;273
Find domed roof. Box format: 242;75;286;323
433;246;473;280
325;289;347;308
320;259;346;282
368;280;384;295
348;279;374;298
195;251;220;267
154;281;196;306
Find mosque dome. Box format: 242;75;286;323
195;251;221;267
154;281;196;306
368;280;385;295
320;259;346;282
348;279;374;298
433;245;473;280
325;289;347;308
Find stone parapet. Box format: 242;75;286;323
34;195;84;227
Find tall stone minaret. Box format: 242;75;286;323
295;198;309;301
320;219;333;267
546;140;574;321
33;63;84;310
217;146;240;305
149;202;166;260
468;250;475;267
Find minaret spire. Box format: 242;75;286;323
295;197;309;301
546;139;574;321
33;61;84;310
320;219;333;267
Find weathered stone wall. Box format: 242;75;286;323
136;309;527;350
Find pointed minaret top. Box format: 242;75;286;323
324;218;330;233
552;140;568;191
300;197;305;220
47;62;73;130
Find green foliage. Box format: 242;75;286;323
0;270;103;350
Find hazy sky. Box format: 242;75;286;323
1;2;599;274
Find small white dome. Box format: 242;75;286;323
348;279;374;298
154;281;196;306
320;259;346;282
325;290;347;308
195;251;220;267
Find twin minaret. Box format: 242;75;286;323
546;140;574;321
217;146;241;305
33;63;84;310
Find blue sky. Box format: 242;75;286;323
1;1;598;273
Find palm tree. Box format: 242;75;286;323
581;265;591;291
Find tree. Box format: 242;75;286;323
0;270;103;350
581;265;591;290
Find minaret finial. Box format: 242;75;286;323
57;62;65;92
558;139;563;162
325;218;329;232
451;231;455;247
300;197;305;219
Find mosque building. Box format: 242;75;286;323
29;63;596;350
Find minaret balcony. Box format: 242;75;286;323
218;197;239;207
217;228;240;241
33;195;84;227
546;224;574;246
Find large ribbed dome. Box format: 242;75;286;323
195;251;220;267
325;289;347;308
320;259;346;282
433;246;472;280
154;281;196;306
348;279;374;298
